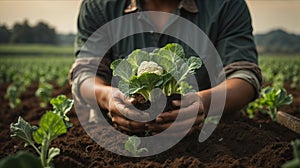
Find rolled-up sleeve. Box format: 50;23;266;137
70;0;112;105
224;61;262;99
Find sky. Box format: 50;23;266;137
0;0;300;34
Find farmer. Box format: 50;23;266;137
69;0;262;136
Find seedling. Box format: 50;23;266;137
247;86;293;121
125;136;148;157
50;95;74;128
5;84;21;109
35;80;54;108
8;95;73;168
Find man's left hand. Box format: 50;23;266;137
146;92;205;137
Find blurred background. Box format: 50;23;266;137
0;0;299;111
0;0;300;53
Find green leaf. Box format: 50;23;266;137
161;43;185;59
125;136;148;157
134;73;163;101
35;82;53;101
246;86;294;121
118;79;145;96
110;59;122;71
112;59;133;82
187;56;202;72
33;112;67;144
137;73;163;88
179;81;194;94
151;53;174;73
0;151;43;168
50;95;74;123
10;117;35;146
47;147;60;165
127;49;149;73
125;139;136;155
137;148;148;155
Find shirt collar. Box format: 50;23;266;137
124;0;199;14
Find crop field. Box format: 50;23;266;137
0;45;299;167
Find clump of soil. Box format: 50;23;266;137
132;94;181;112
0;82;299;168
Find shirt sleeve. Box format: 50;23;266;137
69;57;112;105
215;0;262;97
216;0;258;66
75;0;111;58
224;61;262;99
70;0;113;105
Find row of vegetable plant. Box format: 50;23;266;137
1;56;73;108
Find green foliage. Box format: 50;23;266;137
125;136;148;157
111;43;202;102
1;54;73;109
35;80;54;108
32;112;67;144
282;139;300;168
204;115;221;125
0;44;74;56
0;151;43;168
5;84;21;109
259;56;300;89
9;95;73;168
247;87;293;121
10;117;38;149
50;95;74;128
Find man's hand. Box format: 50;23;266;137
108;89;150;134
81;77;149;134
146;92;205;137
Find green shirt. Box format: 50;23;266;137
74;0;259;91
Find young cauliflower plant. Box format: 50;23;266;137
1;95;74;168
110;43;202;104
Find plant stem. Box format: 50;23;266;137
30;142;41;155
41;135;51;167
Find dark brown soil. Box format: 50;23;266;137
0;82;299;168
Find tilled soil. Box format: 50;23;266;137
0;83;299;168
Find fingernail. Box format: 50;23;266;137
129;97;136;103
172;100;180;106
156;117;163;123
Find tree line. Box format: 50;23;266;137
1;20;300;54
0;20;74;45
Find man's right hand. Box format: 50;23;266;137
81;77;149;134
108;88;150;133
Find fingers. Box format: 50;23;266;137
156;102;202;123
111;101;150;121
148;114;204;134
111;115;145;133
110;91;150;121
172;92;201;108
